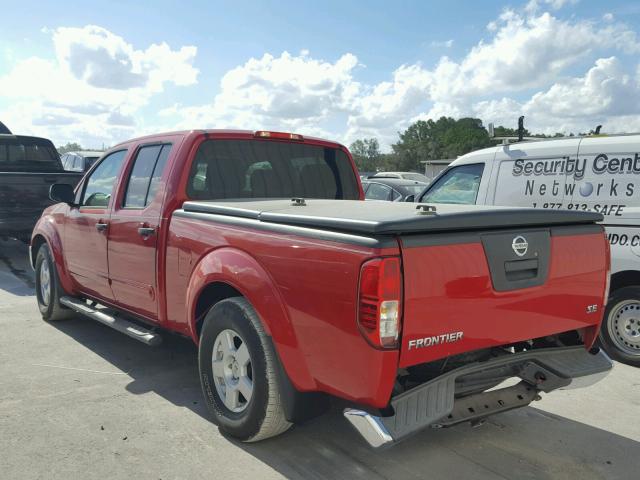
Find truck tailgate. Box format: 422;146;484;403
399;225;609;367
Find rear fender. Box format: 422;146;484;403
186;247;316;391
31;214;75;294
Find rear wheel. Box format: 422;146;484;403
198;297;291;442
600;286;640;367
34;244;72;321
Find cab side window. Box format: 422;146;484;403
123;144;172;208
421;164;484;205
81;150;127;207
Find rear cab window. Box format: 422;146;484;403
186;139;360;200
421;164;485;204
0;136;62;172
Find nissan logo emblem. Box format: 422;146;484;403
512;236;528;257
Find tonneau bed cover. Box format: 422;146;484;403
181;199;603;235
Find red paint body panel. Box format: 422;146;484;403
165;217;400;407
31;129;609;411
398;233;608;367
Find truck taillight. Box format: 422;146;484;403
358;257;402;349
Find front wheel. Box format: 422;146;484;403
198;297;291;442
599;286;640;367
34;244;72;321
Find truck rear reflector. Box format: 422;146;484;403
358;257;402;349
254;130;304;141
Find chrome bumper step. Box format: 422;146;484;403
345;346;613;448
60;296;162;346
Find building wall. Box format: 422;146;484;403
423;160;453;180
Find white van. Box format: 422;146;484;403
419;134;640;366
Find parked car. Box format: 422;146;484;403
370;171;431;183
32;129;611;448
60;151;102;172
362;177;426;202
0;134;83;241
418;133;640;367
359;171;376;181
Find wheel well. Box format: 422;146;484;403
611;270;640;294
30;235;47;268
194;282;242;338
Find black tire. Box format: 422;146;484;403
198;297;291;442
599;286;640;367
34;244;72;321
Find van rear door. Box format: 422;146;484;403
570;135;640;224
572;135;640;274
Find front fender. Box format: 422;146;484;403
31;210;75;294
186;246;316;391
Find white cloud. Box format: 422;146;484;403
430;39;454;48
473;56;640;135
344;7;640;146
161;4;640;150
544;0;578;9
0;25;198;147
3;3;640;152
160;51;361;141
525;57;640;131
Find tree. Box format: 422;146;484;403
492;125;531;138
57;142;83;154
391;117;492;171
349;138;382;172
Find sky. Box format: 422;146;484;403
1;0;640;151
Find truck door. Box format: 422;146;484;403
107;143;172;320
65;149;127;300
489;139;579;209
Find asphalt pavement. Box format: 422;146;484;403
0;237;639;480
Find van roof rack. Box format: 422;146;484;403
487;118;640;146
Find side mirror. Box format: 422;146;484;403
405;195;415;202
49;183;76;206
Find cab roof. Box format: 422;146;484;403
112;129;347;150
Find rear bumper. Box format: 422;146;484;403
344;346;612;448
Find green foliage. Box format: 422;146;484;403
350;118;580;175
349;138;382;172
57;142;83;154
493;125;531;137
389;117;492;171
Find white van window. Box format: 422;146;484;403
421;164;484;204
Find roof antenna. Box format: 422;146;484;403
517;116;525;142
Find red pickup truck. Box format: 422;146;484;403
31;129;613;447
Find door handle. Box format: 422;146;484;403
138;227;156;237
95;222;108;232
